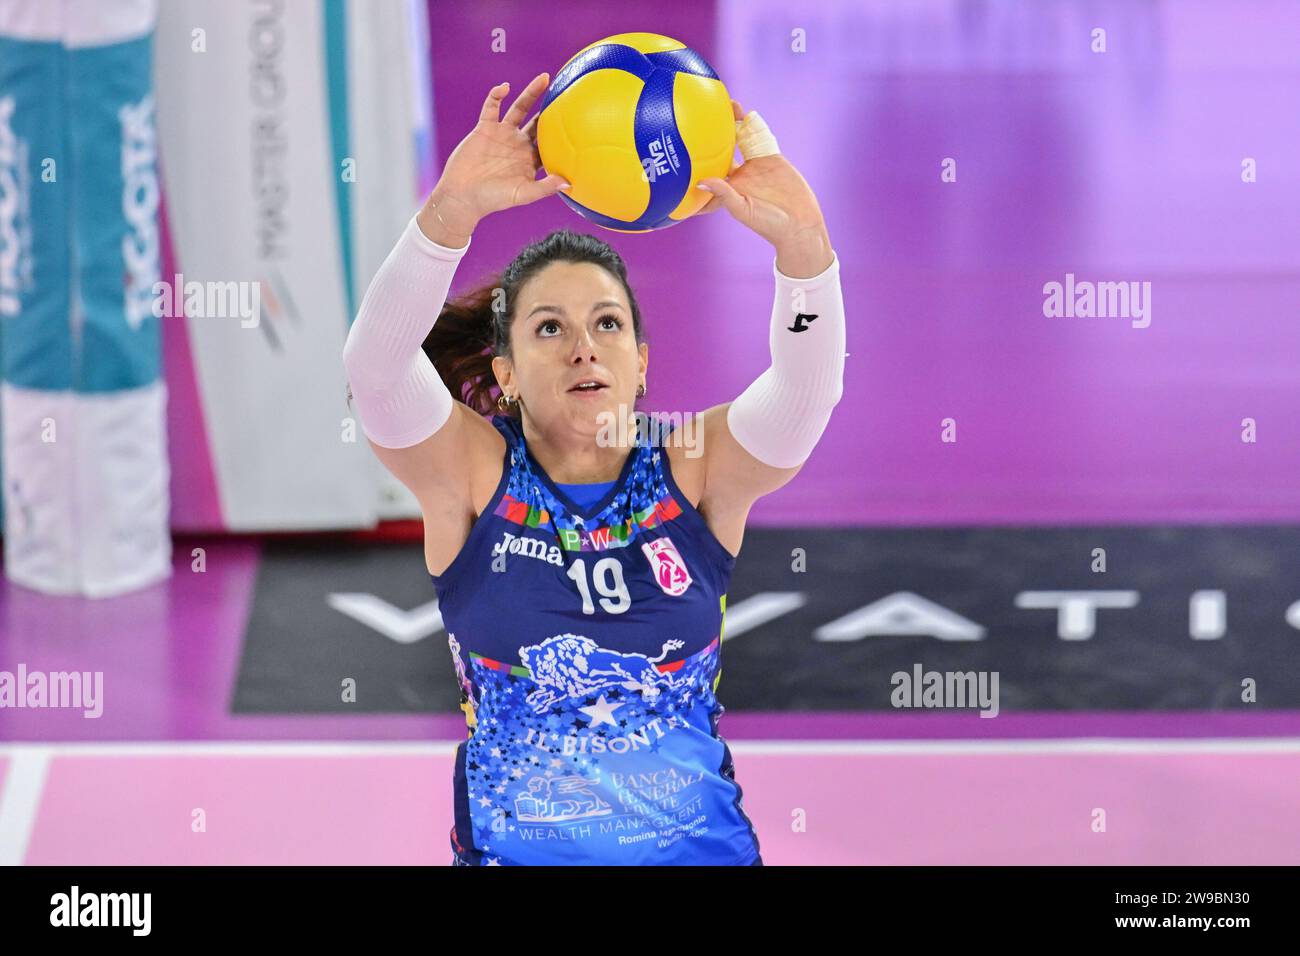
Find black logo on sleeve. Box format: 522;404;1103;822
788;312;818;333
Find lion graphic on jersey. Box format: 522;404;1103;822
518;633;686;714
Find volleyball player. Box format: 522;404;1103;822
342;73;845;865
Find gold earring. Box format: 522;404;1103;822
496;392;516;411
636;383;646;397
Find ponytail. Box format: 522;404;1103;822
423;281;506;418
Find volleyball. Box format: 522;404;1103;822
536;32;736;233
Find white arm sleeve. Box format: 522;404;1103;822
726;252;846;468
341;215;472;449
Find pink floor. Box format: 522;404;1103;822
4;743;1298;865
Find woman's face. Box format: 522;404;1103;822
493;260;648;437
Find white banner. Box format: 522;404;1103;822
153;0;427;530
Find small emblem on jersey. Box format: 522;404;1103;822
515;773;613;823
641;536;693;596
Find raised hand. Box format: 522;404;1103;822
419;74;570;247
696;99;834;278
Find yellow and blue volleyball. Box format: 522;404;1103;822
536;33;736;233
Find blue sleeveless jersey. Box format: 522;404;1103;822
430;413;761;866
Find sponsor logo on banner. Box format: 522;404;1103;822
0;95;33;318
120;94;160;330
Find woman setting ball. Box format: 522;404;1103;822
342;72;845;866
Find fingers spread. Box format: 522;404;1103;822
523;113;541;154
698;178;746;220
521;114;543;170
504;72;549;128
696;193;723;215
516;173;569;206
479;82;509;124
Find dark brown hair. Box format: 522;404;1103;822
424;229;646;419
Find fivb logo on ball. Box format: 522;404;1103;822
643;132;681;183
0;94;33;319
120;93;160;330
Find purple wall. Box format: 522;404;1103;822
427;0;1300;525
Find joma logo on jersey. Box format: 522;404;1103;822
492;531;563;567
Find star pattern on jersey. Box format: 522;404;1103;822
578;694;625;727
459;642;724;863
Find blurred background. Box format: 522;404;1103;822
0;0;1297;865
